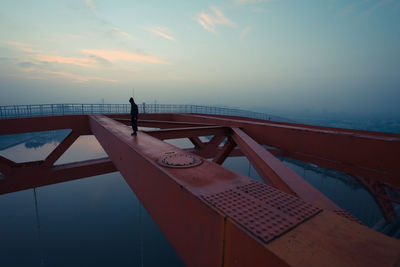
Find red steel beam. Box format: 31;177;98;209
0;155;16;175
231;127;339;210
43;131;80;167
212;136;236;165
0;115;91;135
115;118;213;129
188;136;205;148
196;113;400;139
187;143;398;221
145;126;229;140
89;114;400;267
0;157;116;195
275;149;399;187
171;114;400;187
355;176;396;222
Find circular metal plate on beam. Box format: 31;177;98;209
158;152;203;168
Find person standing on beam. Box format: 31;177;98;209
129;97;139;136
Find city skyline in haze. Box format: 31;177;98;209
1;0;399;118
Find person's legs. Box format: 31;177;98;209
131;117;137;136
134;119;138;133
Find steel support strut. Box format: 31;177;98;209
231;127;339;209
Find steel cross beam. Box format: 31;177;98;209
145;126;229;140
170;113;400;187
89;114;400;267
43;131;80;167
0;158;116;195
114;118;213;129
0;115;91;135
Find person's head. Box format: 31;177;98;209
129;97;134;103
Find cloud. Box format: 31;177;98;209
240;26;251;39
196;6;235;33
85;0;95;10
34;55;96;67
23;67;117;83
145;26;176;41
4;41;31;48
88;54;112;66
111;27;133;39
81;49;169;64
4;41;41;54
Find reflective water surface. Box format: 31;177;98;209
0;130;399;266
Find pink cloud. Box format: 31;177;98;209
111;27;133;39
145;26;176;41
23;67;118;83
81;49;169;64
196;6;234;33
4;41;32;47
34;55;96;67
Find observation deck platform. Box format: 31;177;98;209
0;104;399;266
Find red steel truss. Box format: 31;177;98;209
1;113;399;266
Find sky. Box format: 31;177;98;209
0;0;399;117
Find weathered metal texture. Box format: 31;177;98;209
89;114;400;267
171;113;400;187
0;158;116;195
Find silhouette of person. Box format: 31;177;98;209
129;97;139;136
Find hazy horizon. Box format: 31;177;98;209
1;0;399;118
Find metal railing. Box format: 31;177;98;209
0;103;290;122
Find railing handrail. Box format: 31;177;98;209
0;103;291;122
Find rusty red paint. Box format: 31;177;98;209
1;112;399;266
